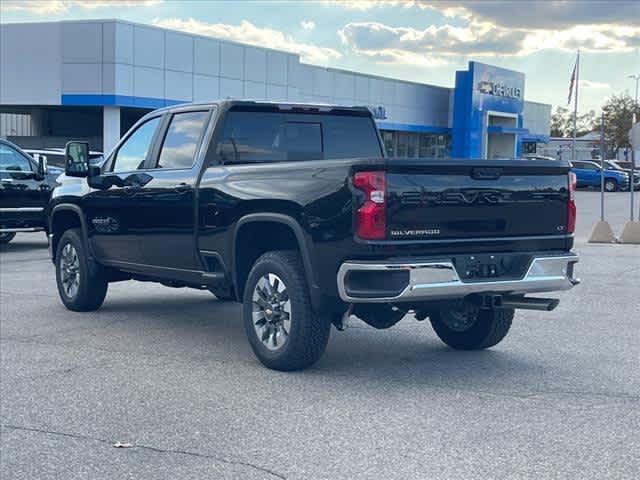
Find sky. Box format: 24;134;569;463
1;0;639;113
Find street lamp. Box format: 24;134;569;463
628;74;639;221
630;74;640;121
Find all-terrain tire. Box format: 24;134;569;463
55;228;108;312
242;250;331;371
430;307;514;350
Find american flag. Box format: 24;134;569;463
567;57;577;105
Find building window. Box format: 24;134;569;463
396;132;408;157
379;130;451;159
522;141;537;155
381;130;395;157
407;134;417;158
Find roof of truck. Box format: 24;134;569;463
151;100;373;115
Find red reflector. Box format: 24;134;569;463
353;171;386;240
567;172;577;234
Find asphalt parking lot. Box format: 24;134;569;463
1;191;639;480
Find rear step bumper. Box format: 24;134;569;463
337;254;579;303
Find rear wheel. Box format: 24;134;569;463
55;228;108;312
242;251;331;371
604;179;618;192
430;301;513;350
0;232;16;244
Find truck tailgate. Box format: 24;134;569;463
383;159;571;240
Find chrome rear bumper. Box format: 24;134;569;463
337;254;579;303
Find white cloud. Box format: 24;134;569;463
1;0;162;14
340;20;640;66
322;0;414;10
325;0;639;29
579;80;611;90
339;21;526;63
301;20;316;31
153;18;341;64
521;25;640;54
423;1;640;30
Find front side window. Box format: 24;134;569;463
111;116;161;172
156;111;209;169
0;144;32;172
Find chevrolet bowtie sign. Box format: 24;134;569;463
477;80;522;100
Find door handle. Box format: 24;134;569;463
123;185;141;195
174;183;190;194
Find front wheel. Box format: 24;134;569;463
55;228;108;312
430;301;513;350
604;179;618;192
0;232;16;244
242;251;331;371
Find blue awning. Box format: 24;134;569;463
486;126;530;135
522;133;550;143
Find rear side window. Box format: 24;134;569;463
214;110;381;165
323;116;382;159
0;144;32;172
155;111;209;169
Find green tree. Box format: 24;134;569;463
550;106;597;137
601;93;640;157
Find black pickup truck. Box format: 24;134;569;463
0;138;51;244
50;101;579;371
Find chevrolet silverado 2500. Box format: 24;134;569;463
49;101;579;371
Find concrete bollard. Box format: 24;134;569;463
620;221;640;244
588;220;617;243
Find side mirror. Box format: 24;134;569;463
65;141;90;178
37;155;47;178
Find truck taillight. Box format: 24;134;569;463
353;171;386;240
567;171;577;234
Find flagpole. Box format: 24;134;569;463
571;50;580;161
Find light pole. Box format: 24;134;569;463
629;75;639;220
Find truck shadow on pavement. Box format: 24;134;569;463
0;240;48;253
91;292;542;389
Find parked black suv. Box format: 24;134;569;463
49;101;579;370
0;138;52;244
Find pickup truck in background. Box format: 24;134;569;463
0;138;52;244
49;101;579;371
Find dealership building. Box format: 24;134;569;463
0;19;551;159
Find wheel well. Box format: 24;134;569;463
234;221;299;300
51;209;82;260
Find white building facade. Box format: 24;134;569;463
0;20;551;158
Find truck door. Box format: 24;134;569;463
84;114;163;264
0;143;50;228
133;107;213;270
